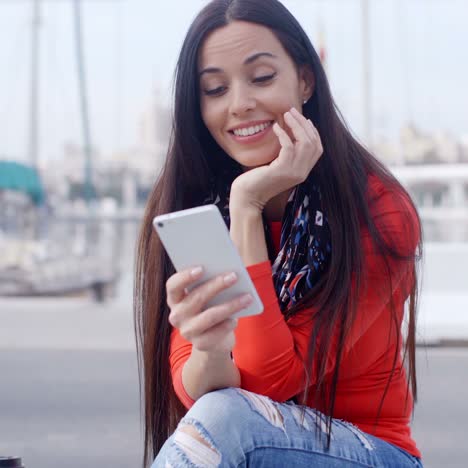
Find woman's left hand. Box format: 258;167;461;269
229;106;323;213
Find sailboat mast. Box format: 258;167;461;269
72;0;94;204
29;0;41;169
362;0;372;148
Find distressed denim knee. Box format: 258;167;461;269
181;387;287;443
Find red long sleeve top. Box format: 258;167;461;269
169;174;421;458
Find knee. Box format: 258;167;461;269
165;388;245;467
184;387;244;426
180;387;285;440
156;389;283;467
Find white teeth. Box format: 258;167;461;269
233;121;272;137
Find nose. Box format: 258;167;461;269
228;82;256;116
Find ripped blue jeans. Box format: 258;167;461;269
152;388;423;467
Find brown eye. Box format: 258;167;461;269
253;73;277;83
203;86;226;96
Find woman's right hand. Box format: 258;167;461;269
166;267;253;353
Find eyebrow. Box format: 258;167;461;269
199;52;277;77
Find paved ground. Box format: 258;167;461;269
0;296;467;467
0;349;141;468
412;348;468;467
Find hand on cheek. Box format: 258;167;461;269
278;107;302;142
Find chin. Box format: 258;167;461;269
239;159;273;171
233;151;278;169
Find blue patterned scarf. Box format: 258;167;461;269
207;174;332;312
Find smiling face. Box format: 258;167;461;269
198;21;313;169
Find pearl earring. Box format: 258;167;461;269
303;98;308;105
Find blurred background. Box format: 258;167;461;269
0;0;467;467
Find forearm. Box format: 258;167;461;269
181;348;240;400
229;206;268;266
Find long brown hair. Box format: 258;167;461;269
134;1;422;466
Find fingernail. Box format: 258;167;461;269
223;272;237;285
239;294;253;306
191;266;203;277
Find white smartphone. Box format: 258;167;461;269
153;205;264;319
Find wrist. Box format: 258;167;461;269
229;203;268;266
229;202;263;222
229;181;265;215
183;348;240;400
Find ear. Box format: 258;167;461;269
299;65;315;102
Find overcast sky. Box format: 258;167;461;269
0;0;467;165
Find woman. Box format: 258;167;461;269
135;0;423;466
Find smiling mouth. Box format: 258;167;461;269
229;121;274;137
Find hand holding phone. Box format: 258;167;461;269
153;205;264;352
165;266;253;352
